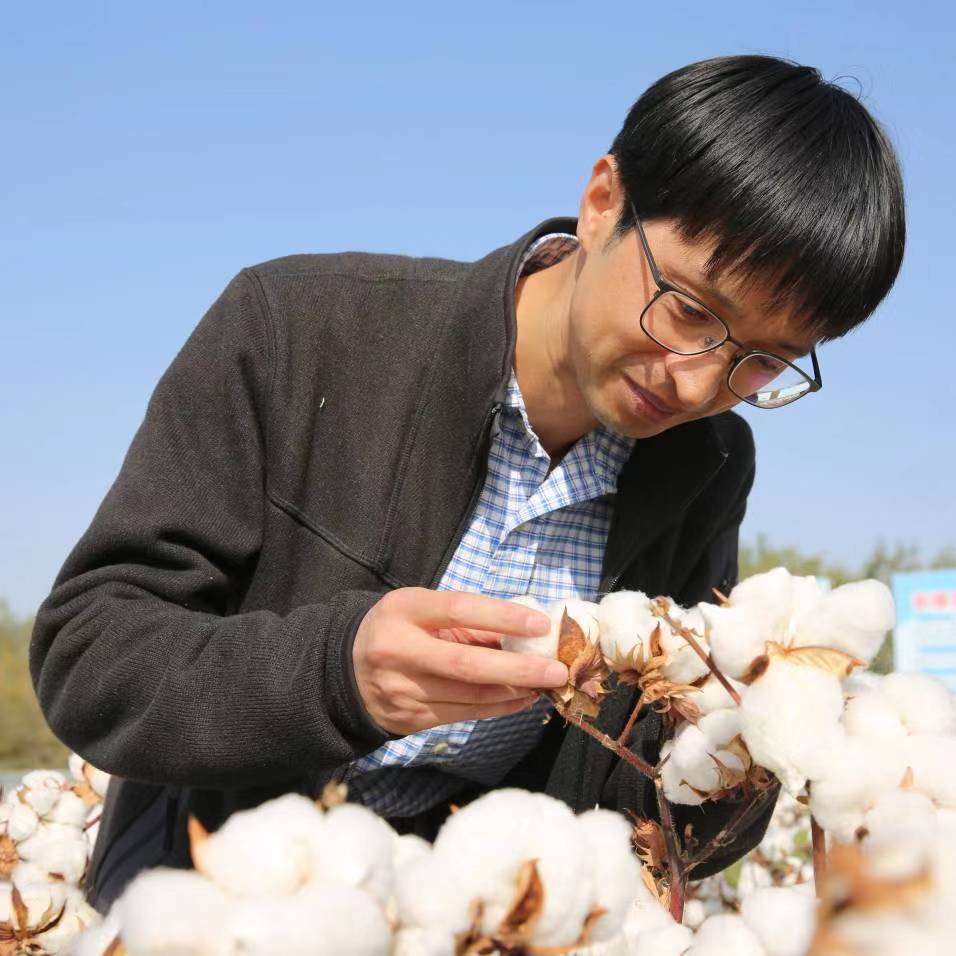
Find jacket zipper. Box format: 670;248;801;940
428;402;502;587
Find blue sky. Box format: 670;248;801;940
2;1;954;615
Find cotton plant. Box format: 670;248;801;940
0;878;100;955
394;788;645;956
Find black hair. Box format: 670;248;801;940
609;55;905;341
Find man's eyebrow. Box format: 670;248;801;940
663;265;811;357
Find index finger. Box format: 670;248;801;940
399;588;552;637
419;636;568;689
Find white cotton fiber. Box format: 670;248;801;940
740;657;845;795
697;708;742;749
842;689;907;739
17;822;89;884
309;803;395;905
433;789;589;947
597;590;656;660
115;868;230;955
501;595;558;659
225;881;392;956
628;922;695;956
660;739;705;806
577;809;643;942
694;673;747;716
686;913;766;956
7;802;39;842
394;852;472;937
659;605;711;684
698;603;770;680
809;736;907;842
791;580;894;665
901;734;956;807
194;792;325;897
862;789;938;881
740;886;816;956
882;672;956;735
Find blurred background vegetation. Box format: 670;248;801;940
2;538;954;773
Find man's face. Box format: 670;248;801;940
567;161;818;440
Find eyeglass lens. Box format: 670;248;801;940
643;291;811;408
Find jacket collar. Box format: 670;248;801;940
380;217;728;586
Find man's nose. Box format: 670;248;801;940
665;351;730;410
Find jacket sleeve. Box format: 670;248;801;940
30;270;390;790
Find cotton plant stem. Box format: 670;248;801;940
616;692;645;747
811;814;827;894
685;782;780;877
555;702;657;780
654;778;687;922
652;599;742;706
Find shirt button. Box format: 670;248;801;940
432;741;450;755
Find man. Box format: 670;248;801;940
31;54;904;911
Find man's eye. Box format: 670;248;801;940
674;299;707;322
757;355;786;373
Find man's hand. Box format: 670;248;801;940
353;588;568;736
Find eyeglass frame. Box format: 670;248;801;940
627;198;823;408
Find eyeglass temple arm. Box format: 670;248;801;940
629;200;666;288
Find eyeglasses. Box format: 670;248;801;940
628;200;823;409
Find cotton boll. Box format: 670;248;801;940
434;789;588;945
71;910;122;956
310;803;396;905
862;789;938;881
23;786;61;817
501;596;558;659
882;672;956;735
226;881;392;956
842;689;907;739
809;736;907;842
17;823;89;883
660;739;706;806
791;580;894;665
7;802;39;841
577;809;643;941
736;859;775;897
622;880;677;938
669;724;730;794
698;604;770;680
0;879;66;925
686;913;766;956
740;886;817;956
194;792;325;897
740;657;845;796
44;789;91;827
698;709;742;750
552;599;601;643
393;832;431;869
903;734;956;807
116;868;231;955
11;861;48;886
20;770;67;790
86;767;111;799
598;590;656;660
392;927;456;956
630;922;695;956
695;674;747;716
395;852;472;938
32;884;100;955
659;605;711;684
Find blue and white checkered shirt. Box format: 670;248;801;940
345;234;636;817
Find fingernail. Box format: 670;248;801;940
543;661;568;685
527;612;552;635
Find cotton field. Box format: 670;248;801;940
3;567;956;955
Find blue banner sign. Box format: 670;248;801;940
892;569;956;690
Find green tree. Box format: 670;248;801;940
0;600;69;771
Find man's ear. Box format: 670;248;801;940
577;155;625;252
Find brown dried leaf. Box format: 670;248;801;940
739;653;770;685
497;859;546;945
640;864;670;912
766;641;864;678
723;735;753;772
630;816;668;871
0;834;18;879
710;753;747;791
557;611;588;668
104;937;128;956
900;766;914;789
316;781;348;811
188;816;210;873
69;781;101;809
11;886;28;934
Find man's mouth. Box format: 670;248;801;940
623;376;680;424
